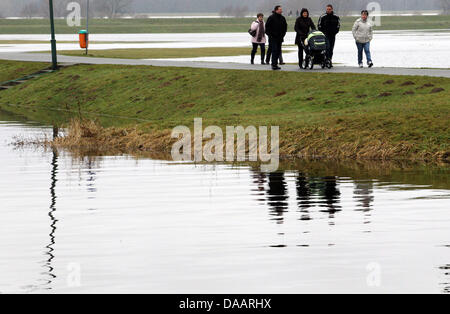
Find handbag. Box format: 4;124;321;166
248;29;257;37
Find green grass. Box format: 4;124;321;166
0;60;50;83
57;47;254;59
0;60;448;161
0;16;449;34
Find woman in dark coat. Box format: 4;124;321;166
295;8;316;68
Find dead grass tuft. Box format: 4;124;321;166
52;119;174;156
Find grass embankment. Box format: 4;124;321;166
57;47;254;59
0;16;449;34
0;60;448;161
0;60;49;82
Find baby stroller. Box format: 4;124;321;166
301;31;332;70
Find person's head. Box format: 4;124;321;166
326;4;333;14
361;10;369;21
257;13;264;21
301;8;309;18
274;5;283;14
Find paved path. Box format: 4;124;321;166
1;52;449;78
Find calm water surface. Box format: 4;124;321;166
0;116;449;294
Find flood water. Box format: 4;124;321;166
1;30;449;68
0;114;449;294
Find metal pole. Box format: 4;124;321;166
86;0;89;55
49;0;58;70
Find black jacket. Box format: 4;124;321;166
318;12;341;36
265;12;288;41
295;17;316;45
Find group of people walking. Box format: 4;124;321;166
249;4;374;70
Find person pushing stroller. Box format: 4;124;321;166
294;8;316;69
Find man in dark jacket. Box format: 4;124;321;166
265;5;288;70
295;8;316;68
318;4;341;66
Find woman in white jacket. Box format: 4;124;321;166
250;13;267;65
352;10;374;68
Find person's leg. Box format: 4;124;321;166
251;43;258;64
325;36;332;60
279;45;284;64
356;42;364;65
271;40;281;68
364;42;372;64
260;44;266;64
266;39;272;64
328;35;336;60
298;44;304;67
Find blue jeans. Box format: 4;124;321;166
356;42;372;64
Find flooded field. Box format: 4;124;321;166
0;113;449;294
0;30;449;68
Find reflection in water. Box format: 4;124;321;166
297;175;342;225
250;166;266;204
85;158;98;210
254;171;345;225
42;129;59;290
296;173;312;221
354;181;374;211
441;265;450;294
266;172;289;224
354;180;375;229
317;177;341;223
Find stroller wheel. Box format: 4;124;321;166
308;58;314;70
321;63;326;69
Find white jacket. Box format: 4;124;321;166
352;18;373;43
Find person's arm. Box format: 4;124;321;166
265;16;272;36
369;24;373;41
294;18;300;33
283;17;288;37
352;20;359;40
311;18;317;31
251;21;259;31
318;15;323;31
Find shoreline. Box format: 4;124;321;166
6;115;450;164
0;60;448;163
